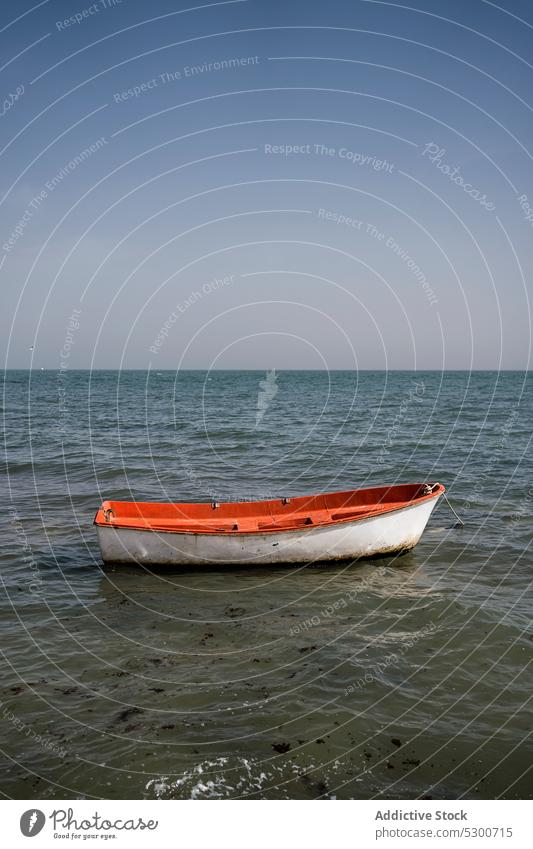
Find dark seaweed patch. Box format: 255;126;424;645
272;742;291;753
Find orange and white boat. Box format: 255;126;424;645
94;482;444;567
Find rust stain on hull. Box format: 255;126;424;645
101;540;421;568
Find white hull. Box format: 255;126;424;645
96;495;441;567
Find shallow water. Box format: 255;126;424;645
1;369;531;799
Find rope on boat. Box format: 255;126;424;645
442;492;464;527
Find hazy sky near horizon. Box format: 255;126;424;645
1;0;532;370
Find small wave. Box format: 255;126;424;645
145;757;271;799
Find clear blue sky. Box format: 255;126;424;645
1;0;532;369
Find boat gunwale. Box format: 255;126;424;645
94;483;445;537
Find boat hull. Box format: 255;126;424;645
96;494;441;567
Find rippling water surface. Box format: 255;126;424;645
1;369;531;799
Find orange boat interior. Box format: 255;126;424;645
94;483;444;535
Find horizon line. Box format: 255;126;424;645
3;368;532;373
